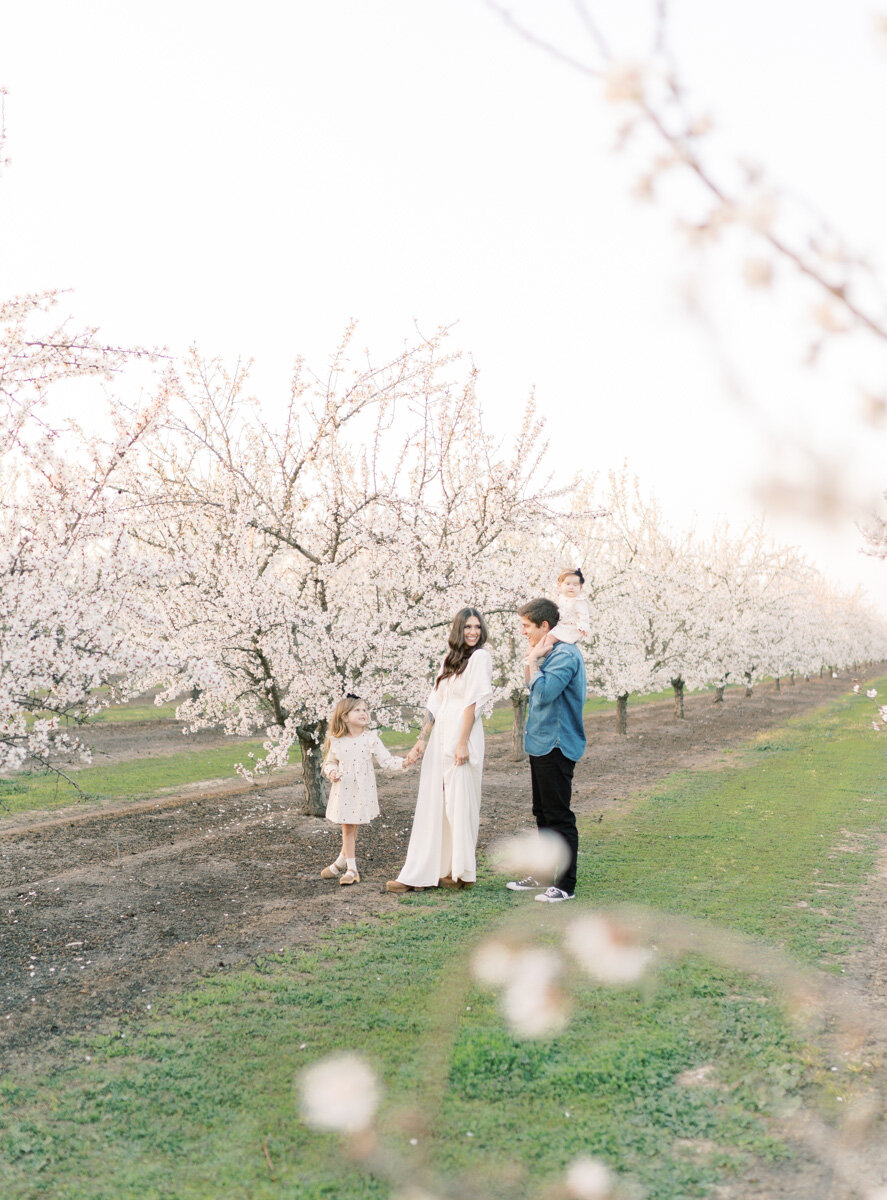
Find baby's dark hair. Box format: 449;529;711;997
558;567;585;586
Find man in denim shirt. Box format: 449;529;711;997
508;597;587;902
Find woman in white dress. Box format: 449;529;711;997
386;608;494;893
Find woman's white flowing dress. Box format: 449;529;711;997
396;648;494;887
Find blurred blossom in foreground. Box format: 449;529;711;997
853;684;860;693
471;938;518;987
742;257;773;288
472;943;570;1038
489;829;570;882
867;689;878;699
565;915;653;985
299;1053;379;1133
603;62;645;103
565;1155;615;1199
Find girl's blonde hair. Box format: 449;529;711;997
324;695;366;754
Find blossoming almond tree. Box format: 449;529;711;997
564;469;663;732
693;524;808;700
575;467;711;723
124;331;562;815
0;292;162;780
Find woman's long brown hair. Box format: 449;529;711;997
434;608;489;689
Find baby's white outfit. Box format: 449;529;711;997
322;730;403;824
551;595;591;645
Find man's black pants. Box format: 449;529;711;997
529;747;578;895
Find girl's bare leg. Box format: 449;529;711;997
342;824;357;859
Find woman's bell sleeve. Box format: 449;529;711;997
461;648;494;717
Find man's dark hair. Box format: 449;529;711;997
518;597;560;629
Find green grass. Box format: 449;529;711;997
92;701;180;723
1;678;886;1198
0;742;302;817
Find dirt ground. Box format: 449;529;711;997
1;673;885;1194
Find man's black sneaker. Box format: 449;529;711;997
506;876;544;891
534;887;575;903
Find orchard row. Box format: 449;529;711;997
2;307;885;813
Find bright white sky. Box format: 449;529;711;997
2;1;886;608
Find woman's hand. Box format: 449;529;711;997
404;740;425;767
454;740;470;766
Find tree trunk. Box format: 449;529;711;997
745;672;753;698
510;689;528;761
616;693;628;735
671;677;685;719
789;673;795;686
298;720;328;818
714;685;725;704
774;676;781;693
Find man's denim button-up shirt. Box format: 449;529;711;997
524;642;587;762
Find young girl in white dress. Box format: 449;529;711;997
320;695;406;886
386;608;494;893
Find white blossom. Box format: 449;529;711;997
565;915;653;985
471;939;518;988
501;947;570;1038
603;63;645;104
473;941;570;1038
299;1053;380;1133
564;1155;615;1199
488;829;571;882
